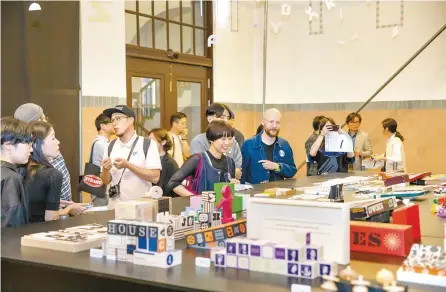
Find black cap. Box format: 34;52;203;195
103;105;136;119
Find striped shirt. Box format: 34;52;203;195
51;154;71;201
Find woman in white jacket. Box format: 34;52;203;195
372;118;406;173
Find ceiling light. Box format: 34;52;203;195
29;2;41;12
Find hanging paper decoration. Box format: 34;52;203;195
351;32;360;42
324;0;336;11
339;7;343;23
207;35;219;47
392;26;399;38
281;4;291;16
305;6;319;22
269;21;283;34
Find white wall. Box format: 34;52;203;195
81;0;126;98
213;0;265;104
213;1;446;105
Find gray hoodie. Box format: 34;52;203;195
189;133;242;168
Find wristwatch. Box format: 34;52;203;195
275;164;281;172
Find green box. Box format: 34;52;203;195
213;183;243;213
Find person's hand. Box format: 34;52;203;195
372;154;385;161
68;203;87;216
259;160;279;171
181;128;188;140
235;168;242;180
321;124;331;136
59;200;74;208
230;178;240;184
102;157;112;171
113;158;129;169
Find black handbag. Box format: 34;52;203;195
79;141;107;198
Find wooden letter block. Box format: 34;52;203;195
350;221;413;256
392;204;421;241
300;261;319;279
215;251;227;267
319;261;338;276
115;200;152;221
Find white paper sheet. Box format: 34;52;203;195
324;132;353;152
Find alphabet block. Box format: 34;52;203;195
133;250;182;268
300;261;319;279
305;244;323;261
268;259;287;275
237;256;250;270
287;246;304;262
214;251;227;267
249;257;268;273
350;221;413;256
115;200;152;221
226;254;238;268
287;262;300;277
190;195;202;210
319;261;337;276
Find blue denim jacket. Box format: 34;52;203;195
241;133;297;184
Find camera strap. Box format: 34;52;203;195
115;136;140;185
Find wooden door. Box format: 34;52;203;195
126;56;209;140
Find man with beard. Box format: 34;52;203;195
101;105;161;209
240;108;297;184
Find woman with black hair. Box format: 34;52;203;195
372;118;406;172
309;117;355;175
168;120;239;197
1;117;32;227
25;121;85;222
149;128;179;197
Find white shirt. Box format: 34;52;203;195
385;134;406;172
102;132;162;209
168;132;184;167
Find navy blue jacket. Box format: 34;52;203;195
241;133;297;184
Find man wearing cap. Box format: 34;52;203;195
14;103;72;202
101;105;161;209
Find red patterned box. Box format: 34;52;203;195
392;204;421;241
350;221;413;257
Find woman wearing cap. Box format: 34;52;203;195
371;118;406;172
167;120;239;197
149;128;179;197
25;121;86;222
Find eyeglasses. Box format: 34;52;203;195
111;116;129;124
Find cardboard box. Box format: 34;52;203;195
350;221;413;256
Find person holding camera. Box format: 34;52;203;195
101;105;161;209
309;117;355;175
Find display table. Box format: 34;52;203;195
2;174;444;292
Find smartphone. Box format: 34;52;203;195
330;125;340;131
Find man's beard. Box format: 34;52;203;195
265;128;279;137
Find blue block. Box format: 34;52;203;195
127;244;136;254
149;238;158;252
138;236;147;250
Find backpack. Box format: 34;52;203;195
108;137;151;158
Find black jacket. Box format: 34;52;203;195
1;161;30;227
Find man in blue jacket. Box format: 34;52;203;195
241;108;297;184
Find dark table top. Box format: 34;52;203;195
2;173;445;292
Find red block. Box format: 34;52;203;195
350;221;413;257
392;204;421;241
